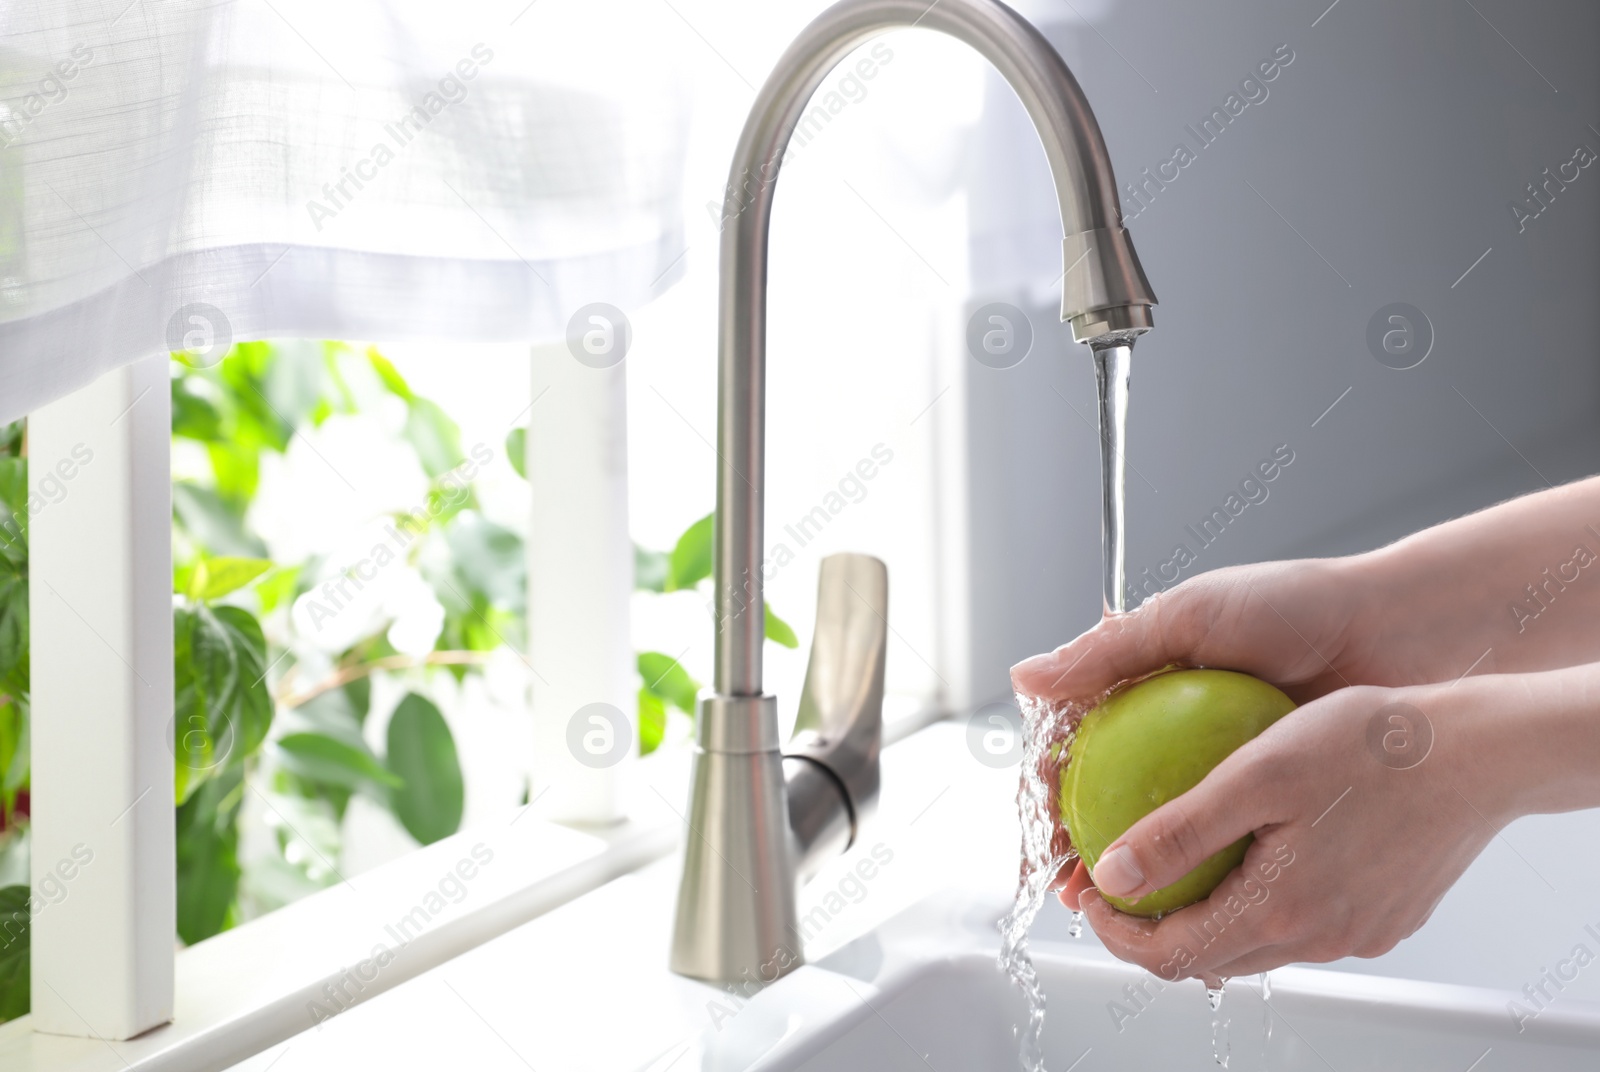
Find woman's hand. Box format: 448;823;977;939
1013;476;1600;710
1049;670;1600;981
1011;555;1382;880
1009;478;1600;978
1012;557;1374;709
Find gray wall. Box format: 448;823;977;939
964;0;1600;702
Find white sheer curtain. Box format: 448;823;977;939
0;0;689;423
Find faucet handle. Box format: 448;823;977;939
784;553;887;879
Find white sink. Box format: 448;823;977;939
696;891;1600;1071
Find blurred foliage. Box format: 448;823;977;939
630;510;797;753
0;424;26;833
167;342;484;951
0;885;26;1022
0;341;488;1020
0;417;25;1023
0;338;793;1024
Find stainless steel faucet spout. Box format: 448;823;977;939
671;0;1157;985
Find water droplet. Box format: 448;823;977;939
1208;981;1231;1067
1259;972;1273;1071
1068;909;1083;939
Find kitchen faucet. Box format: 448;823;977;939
669;0;1158;984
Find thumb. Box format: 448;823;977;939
1089;751;1275;902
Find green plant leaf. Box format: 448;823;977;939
181;557;273;602
277;732;402;792
254;565;301;615
764;603;799;649
175;767;241;946
0;884;29;1023
367;348;415;401
403;397;466;478
0;457;28;532
171;378;223;443
212;606;272;761
423;480;476;528
638;687;666;756
634;544;669;593
290;687;365;743
320;343;360;418
443;513;525;615
367;346;470;478
0;422;23;458
505;427;527;480
277;688;364;824
0;570;27;690
171;603;271;805
173;606;241;805
385;694;463;845
218;345;292;453
204;442;262;509
637;651;700;715
342;676;373;727
0;699;29;796
668;512;713;592
263;340;328;430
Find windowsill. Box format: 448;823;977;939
0;702;951;1071
0;755;690;1070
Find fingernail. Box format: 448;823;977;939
1091;844;1147;899
1077;887;1100;914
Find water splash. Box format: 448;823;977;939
998;693;1084;1071
1208;981;1231;1068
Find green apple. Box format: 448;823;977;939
1059;668;1295;917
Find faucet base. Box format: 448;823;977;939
670;695;804;985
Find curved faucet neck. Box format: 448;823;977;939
711;0;1156;698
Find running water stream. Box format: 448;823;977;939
1092;342;1134;616
997;340;1137;1070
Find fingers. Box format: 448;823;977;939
1089;746;1278;901
1082;837;1295;982
1009;560;1350;706
1057;859;1093;906
1208;945;1294;979
1010;583;1212;703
